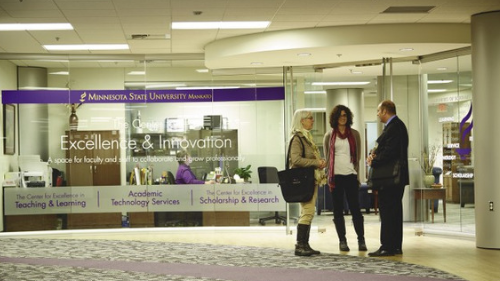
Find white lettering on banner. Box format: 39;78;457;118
160;136;232;149
60;134;235;153
3;184;286;215
453;173;474;179
60;135;137;150
131;118;160;132
446;143;460;148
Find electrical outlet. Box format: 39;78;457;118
489;201;494;211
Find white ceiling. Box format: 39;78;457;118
0;0;498;90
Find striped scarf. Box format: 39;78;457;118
328;127;357;191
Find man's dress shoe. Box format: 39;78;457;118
368;248;395;257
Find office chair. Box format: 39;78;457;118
166;171;176;184
257;166;288;225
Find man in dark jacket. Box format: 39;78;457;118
367;100;409;257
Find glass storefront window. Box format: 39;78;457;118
1;50;474;234
2;57;289;230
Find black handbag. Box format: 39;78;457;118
278;135;316;203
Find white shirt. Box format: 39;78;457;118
334;136;357;175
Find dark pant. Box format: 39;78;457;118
330;174;364;242
331;174;363;221
378;184;405;251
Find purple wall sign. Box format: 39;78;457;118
456;104;473;160
1;87;284;104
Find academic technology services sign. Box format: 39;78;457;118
3;184;286;215
1;87;284;104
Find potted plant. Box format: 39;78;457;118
234;164;252;182
421;145;440;187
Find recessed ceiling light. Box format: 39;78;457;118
312;81;370;86
0;23;73;31
172;21;270;29
428;80;453;84
437;67;448;71
428;89;447;93
127;71;146;75
304;91;326;94
297;52;311;57
43;44;129;51
49;71;69;75
196;69;209;73
399;48;414;52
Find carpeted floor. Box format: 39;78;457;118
0;238;465;281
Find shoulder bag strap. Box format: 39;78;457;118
285;135;306;170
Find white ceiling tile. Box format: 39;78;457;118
170;0;227;9
128;40;171;49
71;23;123;31
78;31;127;43
55;0;115;10
6;10;66;18
67;16;121;24
62;9;117;18
29;30;83;44
0;0;59;11
116;9;171;17
112;0;171;10
0;32;48;53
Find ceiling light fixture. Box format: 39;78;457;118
437;67;448;71
49;71;69;75
312;81;370;86
0;23;73;31
196;69;209;73
43;44;129;51
127;71;146;75
172;21;270;29
304;91;326;94
428;89;447;93
428;80;453;84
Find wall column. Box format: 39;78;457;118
325;88;365;180
471;10;500;249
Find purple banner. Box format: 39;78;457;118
2;87;284;104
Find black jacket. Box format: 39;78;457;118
371;115;410;186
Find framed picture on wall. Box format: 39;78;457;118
3;104;15;155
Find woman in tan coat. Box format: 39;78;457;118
289;109;326;256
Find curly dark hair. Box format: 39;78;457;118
329;105;353;129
